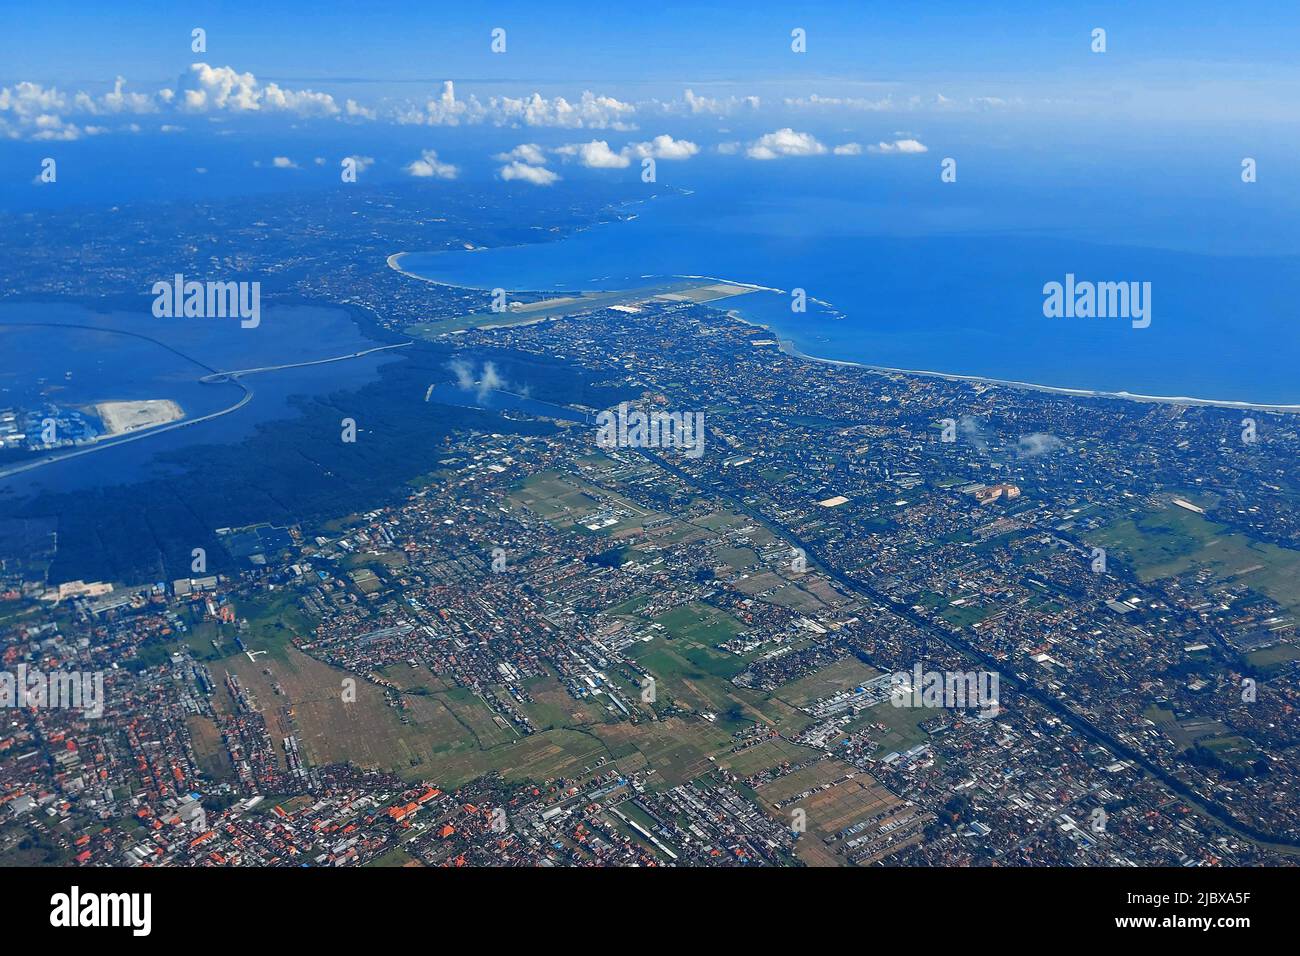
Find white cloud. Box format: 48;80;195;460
554;134;700;169
1;81;69;118
345;98;377;120
344;154;375;173
411;81;473;126
680;88;760;115
0;82;89;140
502;90;636;129
784;93;898;112
449;360;512;401
406;80;636;129
181;63;339;116
832;142;862;155
785;91;1019;115
867;138;928;154
627;134;698;160
0;63;364;140
1016;433;1064;458
715;141;741;155
71;76;160;115
745;128;827;160
555;139;629;168
271;156;299;169
404;148;458;179
499;161;559;185
493;143;547;165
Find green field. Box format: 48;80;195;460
1091;500;1300;612
652;602;745;646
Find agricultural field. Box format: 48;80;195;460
773;657;880;709
652;602;745;646
233;592;318;662
1244;642;1300;675
216;645;438;772
751;758;908;867
507;469;661;537
185;715;235;783
1090;500;1300;612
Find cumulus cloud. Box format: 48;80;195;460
344;154;375;173
0;82;84;140
867;138;929;154
493;143;547;165
449;359;477;391
746;128;827;160
557;134;700;168
406;80;636;129
345;98;376;120
74;76;160;115
627;134;699;160
409;80;473;126
404;148;458;179
0;69;734;146
499;161;559;185
271;156;299;169
1;67;346;139
555;139;630;168
832;142;863;155
478;362;506;396
1;81;68;118
180;63;340;116
679;88;760;115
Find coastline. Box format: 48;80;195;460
760;323;1300;413
714;308;1300;413
388;252;1300;415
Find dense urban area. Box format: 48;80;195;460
1;186;1297;867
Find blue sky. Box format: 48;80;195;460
4;0;1299;402
6;1;1300;92
4;0;1299;254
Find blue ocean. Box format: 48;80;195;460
398;158;1300;407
